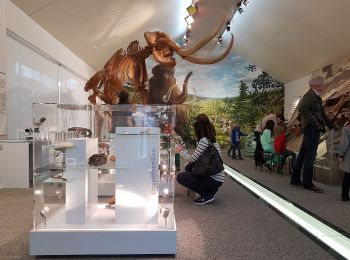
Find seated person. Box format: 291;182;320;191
260;120;277;169
261;120;275;154
274;124;297;174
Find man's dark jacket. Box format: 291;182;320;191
298;88;334;130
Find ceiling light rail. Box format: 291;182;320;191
184;0;199;45
184;0;243;46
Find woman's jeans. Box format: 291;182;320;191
177;162;222;197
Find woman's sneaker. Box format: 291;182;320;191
193;195;215;205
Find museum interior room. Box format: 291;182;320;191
1;0;350;259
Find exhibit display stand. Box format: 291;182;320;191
30;104;177;255
313;129;343;185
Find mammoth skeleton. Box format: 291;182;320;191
84;19;234;104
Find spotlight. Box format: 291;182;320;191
160;206;171;228
185;15;195;25
226;21;230;31
40;206;50;227
243;0;250;6
184;28;190;40
217;35;223;44
186;3;198;18
237;2;244;14
184;39;188;46
187;24;192;29
164;188;169;195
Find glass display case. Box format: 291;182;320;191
313;129;343;185
30;103;177;255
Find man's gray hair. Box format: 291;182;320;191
309;76;324;87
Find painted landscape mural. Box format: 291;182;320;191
147;52;285;147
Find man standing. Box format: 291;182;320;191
290;76;334;192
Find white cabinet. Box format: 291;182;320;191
0;140;30;188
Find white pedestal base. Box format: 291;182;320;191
30;228;176;255
30;205;176;255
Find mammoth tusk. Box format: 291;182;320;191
162;84;178;102
184;34;234;64
176;17;227;57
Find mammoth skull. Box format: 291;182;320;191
144;18;234;67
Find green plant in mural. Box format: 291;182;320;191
222;71;284;131
175;70;285;149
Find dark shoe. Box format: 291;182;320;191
304;185;323;193
193;195;215;205
232;156;237;160
290;180;303;186
239;157;244;160
341;196;349;201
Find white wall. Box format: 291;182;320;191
4;0;95;80
0;0;96;138
284;75;310;120
0;0;5;72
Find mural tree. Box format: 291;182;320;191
222;70;285;131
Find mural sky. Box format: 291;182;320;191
146;48;261;99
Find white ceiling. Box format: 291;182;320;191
10;0;350;83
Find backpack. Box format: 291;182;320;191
192;144;224;177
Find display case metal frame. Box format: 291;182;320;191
30;103;177;255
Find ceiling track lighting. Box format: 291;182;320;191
187;1;199;18
184;28;190;40
184;39;188;46
217;35;223;44
226;21;231;31
237;2;244;14
243;0;250;6
185;15;195;25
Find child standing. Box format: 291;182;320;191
230;124;247;160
